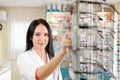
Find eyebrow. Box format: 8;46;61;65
34;32;48;34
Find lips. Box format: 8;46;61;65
39;43;45;45
38;42;47;46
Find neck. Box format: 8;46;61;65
33;47;48;63
33;47;46;54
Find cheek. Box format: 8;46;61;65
32;37;37;44
46;37;49;44
46;38;49;44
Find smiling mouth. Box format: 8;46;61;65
39;43;45;45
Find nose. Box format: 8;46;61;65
39;35;45;42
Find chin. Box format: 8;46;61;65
39;47;46;49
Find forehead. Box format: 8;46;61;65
34;24;48;33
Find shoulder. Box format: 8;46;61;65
17;49;33;64
17;50;31;59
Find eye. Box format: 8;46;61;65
44;33;49;37
35;33;40;36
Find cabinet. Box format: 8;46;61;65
0;60;11;80
0;69;11;80
71;0;117;80
47;12;72;67
114;13;120;80
47;12;71;32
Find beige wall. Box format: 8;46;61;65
0;17;9;59
0;8;9;59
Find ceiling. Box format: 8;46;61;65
0;0;120;7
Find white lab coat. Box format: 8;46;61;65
17;48;62;80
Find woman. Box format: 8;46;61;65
17;18;72;80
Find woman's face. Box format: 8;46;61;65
32;24;49;50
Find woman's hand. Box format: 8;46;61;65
60;32;72;54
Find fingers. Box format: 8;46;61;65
64;32;72;39
64;39;72;46
62;32;72;48
59;32;72;54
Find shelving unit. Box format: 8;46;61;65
116;24;120;80
70;0;119;80
114;13;120;80
46;1;120;80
